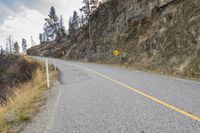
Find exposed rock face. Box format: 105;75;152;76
28;0;200;78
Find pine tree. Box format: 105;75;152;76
79;0;99;28
68;11;80;43
39;33;43;44
80;0;91;17
68;11;80;35
49;6;58;39
13;41;20;55
48;6;58;22
72;11;79;30
80;0;99;18
22;38;27;54
60;15;64;29
0;45;4;55
90;0;98;10
68;17;74;34
44;6;62;41
79;14;87;27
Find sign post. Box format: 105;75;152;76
46;59;50;88
54;60;56;71
114;50;120;64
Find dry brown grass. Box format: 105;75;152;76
0;59;58;133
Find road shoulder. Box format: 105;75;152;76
20;81;60;133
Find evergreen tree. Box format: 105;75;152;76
0;45;4;55
68;17;74;35
48;6;58;22
39;33;43;44
72;11;80;30
44;6;63;41
80;0;99;18
78;13;88;27
49;6;58;40
79;15;84;27
79;0;99;27
13;41;19;55
80;0;91;17
60;15;64;29
68;16;74;34
68;12;80;43
90;0;98;10
22;38;27;54
68;11;80;35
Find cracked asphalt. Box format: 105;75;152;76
35;57;200;133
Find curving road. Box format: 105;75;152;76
38;57;200;133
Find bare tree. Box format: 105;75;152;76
59;15;66;38
5;41;9;54
8;36;13;54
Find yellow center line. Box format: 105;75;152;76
86;68;200;122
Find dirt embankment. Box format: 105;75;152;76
0;55;38;104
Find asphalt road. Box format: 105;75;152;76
38;57;200;133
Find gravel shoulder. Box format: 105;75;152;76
20;81;60;133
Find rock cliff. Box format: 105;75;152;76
27;0;200;78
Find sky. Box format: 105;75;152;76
0;0;83;49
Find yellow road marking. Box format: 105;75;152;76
86;68;200;122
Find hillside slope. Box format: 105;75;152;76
0;55;38;103
27;0;200;79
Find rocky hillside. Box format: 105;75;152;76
27;0;200;79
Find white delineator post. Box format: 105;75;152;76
54;60;56;71
46;59;50;88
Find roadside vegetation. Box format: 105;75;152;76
0;55;38;103
0;56;58;133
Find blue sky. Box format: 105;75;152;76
0;0;12;6
0;0;83;48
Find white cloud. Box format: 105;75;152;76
0;7;45;49
0;0;84;50
38;0;83;26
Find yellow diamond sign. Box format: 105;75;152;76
114;50;120;56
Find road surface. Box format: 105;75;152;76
38;57;200;133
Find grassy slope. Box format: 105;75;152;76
0;57;58;133
0;55;39;103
